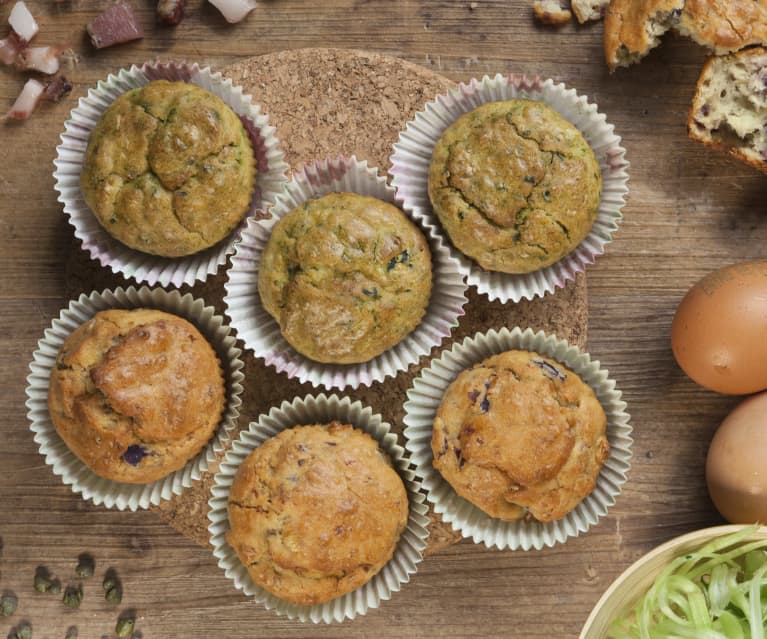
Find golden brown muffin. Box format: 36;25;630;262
431;350;609;523
603;0;684;71
258;192;432;364
678;0;767;54
226;422;409;606
427;99;601;274
48;309;225;484
80;80;255;257
688;47;767;174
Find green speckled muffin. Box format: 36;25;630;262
80;80;255;257
258;192;432;364
428;99;602;274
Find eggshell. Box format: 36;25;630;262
671;259;767;395
706;391;767;524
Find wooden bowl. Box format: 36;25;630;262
580;524;767;638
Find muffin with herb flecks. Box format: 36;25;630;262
431;349;609;522
428;99;601;274
257;192;432;364
80;79;255;257
47;308;225;483
226;422;409;605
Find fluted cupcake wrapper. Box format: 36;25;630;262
208;393;429;623
402;326;633;550
224;155;468;390
53;61;289;288
25;286;245;511
389;74;630;303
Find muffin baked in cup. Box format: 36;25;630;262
208;393;429;623
54;61;288;287
403;327;632;550
390;74;629;303
224;155;468;390
25;286;245;510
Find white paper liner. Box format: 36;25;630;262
224;155;468;390
25;286;245;511
402;326;632;550
208;393;429;623
390;74;630;303
53;61;289;288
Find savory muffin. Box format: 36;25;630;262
427;99;601;274
48;309;225;484
226;422;409;606
688;47;767;174
431;350;609;522
677;0;767;55
80;80;255;257
258;192;432;364
603;0;684;71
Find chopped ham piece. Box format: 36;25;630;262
8;1;38;42
5;77;44;120
86;1;143;49
208;0;257;24
16;46;60;74
0;32;24;65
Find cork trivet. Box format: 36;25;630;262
64;48;588;555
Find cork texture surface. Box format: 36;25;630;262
65;48;588;555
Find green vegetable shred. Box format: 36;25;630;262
609;526;767;639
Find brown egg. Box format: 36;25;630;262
671;259;767;395
706;391;767;524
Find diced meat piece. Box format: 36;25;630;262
8;1;38;42
0;32;24;65
5;77;44;120
16;46;60;74
86;1;144;49
208;0;258;24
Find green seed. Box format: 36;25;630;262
0;594;17;616
105;586;122;605
62;584;83;609
75;555;94;579
48;579;61;595
115;617;135;638
64;626;78;639
15;622;32;639
33;573;51;593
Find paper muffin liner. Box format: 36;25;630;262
208;393;429;623
402;326;632;550
224;155;468;390
53;61;289;288
25;286;245;511
390;74;630;303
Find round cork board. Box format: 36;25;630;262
65;48;588;555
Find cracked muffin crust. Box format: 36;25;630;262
427;99;601;274
258;192;432;364
226;422;409;606
431;350;609;523
688;47;767;174
80;80;255;257
47;309;225;484
678;0;767;55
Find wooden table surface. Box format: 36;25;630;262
2;1;765;637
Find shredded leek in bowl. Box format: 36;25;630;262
608;525;767;639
